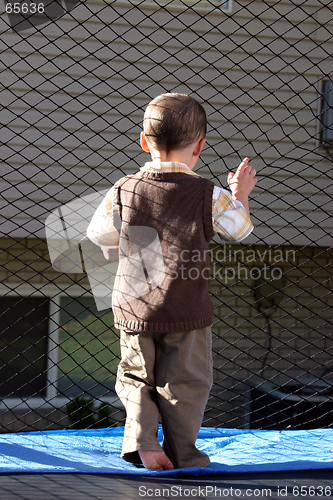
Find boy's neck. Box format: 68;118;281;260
141;133;206;171
151;152;190;168
150;140;205;170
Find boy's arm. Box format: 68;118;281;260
86;186;120;260
227;157;257;216
213;158;257;242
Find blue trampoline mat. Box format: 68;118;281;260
0;426;332;477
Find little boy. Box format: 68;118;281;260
87;93;257;470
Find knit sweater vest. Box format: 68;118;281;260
112;170;215;333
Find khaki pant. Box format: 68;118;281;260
115;327;213;469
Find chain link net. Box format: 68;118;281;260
0;0;332;432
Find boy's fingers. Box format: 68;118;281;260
237;158;249;172
243;164;256;178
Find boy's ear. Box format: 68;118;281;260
140;132;150;153
193;137;206;157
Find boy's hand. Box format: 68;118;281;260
227;158;257;216
227;158;257;197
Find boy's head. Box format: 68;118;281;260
143;93;206;154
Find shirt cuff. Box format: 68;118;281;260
212;187;254;242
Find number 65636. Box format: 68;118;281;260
5;2;45;14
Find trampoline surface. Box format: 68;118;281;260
1;427;333;476
1;426;332;499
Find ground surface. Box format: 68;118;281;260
0;470;332;499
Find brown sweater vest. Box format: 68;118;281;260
112;170;215;333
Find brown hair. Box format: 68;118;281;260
143;93;207;154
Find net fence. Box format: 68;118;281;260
0;0;332;433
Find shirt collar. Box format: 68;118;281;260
140;161;199;176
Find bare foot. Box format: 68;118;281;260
139;450;174;470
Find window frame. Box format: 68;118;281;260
108;0;233;15
318;79;333;149
0;283;121;411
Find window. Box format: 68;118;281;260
0;296;49;398
57;296;119;399
0;289;120;406
320;80;333;147
128;0;232;13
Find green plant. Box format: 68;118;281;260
66;397;114;429
95;401;113;428
66;397;95;429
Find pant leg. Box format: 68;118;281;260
115;330;163;464
155;327;213;469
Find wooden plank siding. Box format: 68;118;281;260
0;0;332;245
